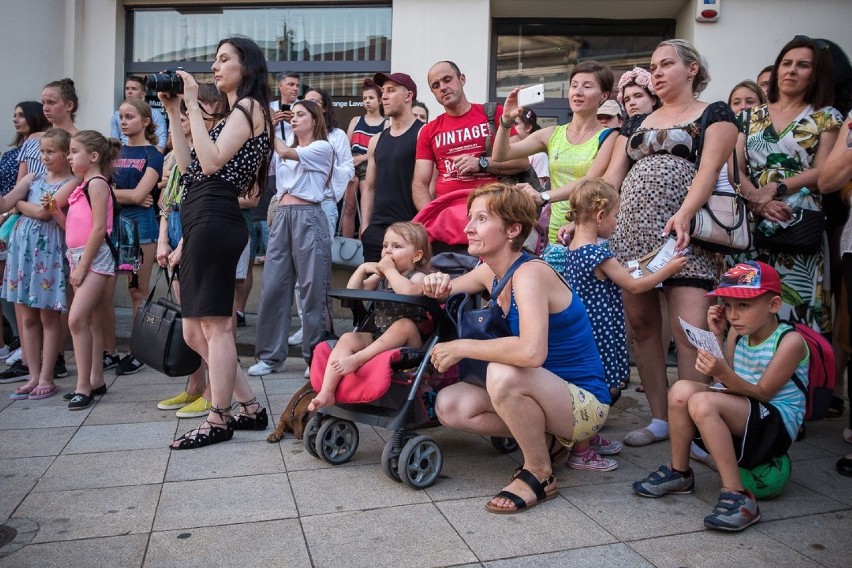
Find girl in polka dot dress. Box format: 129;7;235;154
561;178;686;470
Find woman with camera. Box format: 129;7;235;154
158;37;273;450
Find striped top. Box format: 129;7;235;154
733;323;808;441
18;138;47;176
350;115;384;157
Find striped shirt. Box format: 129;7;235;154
350;115;384;157
733;323;808;441
18;138;46;176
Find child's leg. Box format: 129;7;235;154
310;331;374;410
333;319;423;375
129;243;157;315
16;305;42;391
35;308;62;389
667;380;709;471
88;300;105;390
687;391;750;491
69;273;110;395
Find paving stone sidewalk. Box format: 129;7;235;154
0;346;850;567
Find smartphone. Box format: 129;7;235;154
280;104;291;112
708;384;728;393
517;84;545;108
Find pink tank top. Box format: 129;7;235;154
65;177;114;248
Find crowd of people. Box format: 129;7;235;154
0;33;850;532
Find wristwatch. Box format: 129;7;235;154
540;191;551;203
776;181;788;197
478;155;489;172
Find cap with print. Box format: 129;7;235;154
706;261;782;299
373;72;417;100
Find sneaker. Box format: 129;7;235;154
247;360;281;376
175;396;212;418
304;367;310;378
116;354;145;376
703;490;760;532
0;345;10;359
236;311;247;327
0;361;29;383
633;465;694;497
5;347;22;366
103;351;121;371
589;433;623;456
157;392;201;410
54;354;68;378
7;336;20;351
567;447;618;471
288;328;303;346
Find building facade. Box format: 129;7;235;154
1;0;851;145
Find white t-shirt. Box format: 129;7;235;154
530;151;549;181
274;139;334;203
327;128;355;202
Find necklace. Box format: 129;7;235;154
669;98;695;122
554;124;597;161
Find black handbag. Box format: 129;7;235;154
130;268;202;377
447;253;533;386
754;208;826;254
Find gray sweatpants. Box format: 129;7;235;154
255;204;333;365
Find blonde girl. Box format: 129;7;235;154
47;131;120;410
2;128;76;400
310;222;431;411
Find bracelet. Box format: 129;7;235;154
500;117;514;130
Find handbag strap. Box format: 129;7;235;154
489;252;534;300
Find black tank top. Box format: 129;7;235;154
372;119;424;226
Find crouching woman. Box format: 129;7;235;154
422;182;611;514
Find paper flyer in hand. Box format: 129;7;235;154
645;237;681;273
678;317;724;358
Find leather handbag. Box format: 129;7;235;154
689;111;751;254
331;189;365;268
447;253;532;386
130;268;201;377
754;208;826;254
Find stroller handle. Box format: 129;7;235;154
329;288;456;340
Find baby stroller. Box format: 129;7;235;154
304;287;459;489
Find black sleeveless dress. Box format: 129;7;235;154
179;117;270;317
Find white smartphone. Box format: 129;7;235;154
517;84;545;108
708;384;728;393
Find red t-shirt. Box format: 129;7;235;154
415;103;504;197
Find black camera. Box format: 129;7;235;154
145;68;184;95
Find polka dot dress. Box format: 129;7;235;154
564;244;628;392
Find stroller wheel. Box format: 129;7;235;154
303;413;323;459
315;418;360;465
490;436;519;454
398;435;443;489
381;431;417;482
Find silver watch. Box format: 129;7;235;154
540;191;551;203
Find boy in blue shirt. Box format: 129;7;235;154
632;261;808;532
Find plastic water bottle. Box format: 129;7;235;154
757;188;810;237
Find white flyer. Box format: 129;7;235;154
678;317;724;358
645;237;679;273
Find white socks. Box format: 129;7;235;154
647;418;669;439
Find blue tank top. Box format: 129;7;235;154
505;265;610;404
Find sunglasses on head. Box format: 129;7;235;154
793;35;829;50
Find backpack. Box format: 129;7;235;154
737;322;836;421
81;175;142;277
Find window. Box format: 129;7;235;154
492;19;675;123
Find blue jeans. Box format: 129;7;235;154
249;219;269;259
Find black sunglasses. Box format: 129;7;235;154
793;35;829;50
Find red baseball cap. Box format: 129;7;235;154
706;261;782;299
373;72;417;100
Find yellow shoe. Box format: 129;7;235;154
175;396;212;418
157;392;201;410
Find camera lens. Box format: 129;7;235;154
144;72;183;95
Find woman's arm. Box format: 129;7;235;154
422;262;491;301
0;174;34;213
16;200;51;220
818;121;852;193
602;134;631;189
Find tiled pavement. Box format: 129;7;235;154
0;347;850;567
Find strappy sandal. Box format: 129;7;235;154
233;397;269;431
512;436;569;479
171;406;235;450
486;468;558;514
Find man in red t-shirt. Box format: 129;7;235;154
413;61;528;250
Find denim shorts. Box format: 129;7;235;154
67;242;115;276
120;207;158;244
167;209;183;249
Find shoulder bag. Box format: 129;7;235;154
130;267;201;377
447;253;533;386
688;109;752;254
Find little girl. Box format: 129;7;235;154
562;178;687;470
46;130;120;410
2;128;76;400
104;98;163;376
309;222;431;411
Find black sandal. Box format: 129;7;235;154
486;468;557;514
233;397;269;431
171;406;234;450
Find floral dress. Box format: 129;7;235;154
1;173;70;310
743;103;842;333
610;102;736;286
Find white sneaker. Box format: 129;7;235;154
247;360;282;376
5;347;22;366
304;367;310;378
0;345;9;359
288;328;303;346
